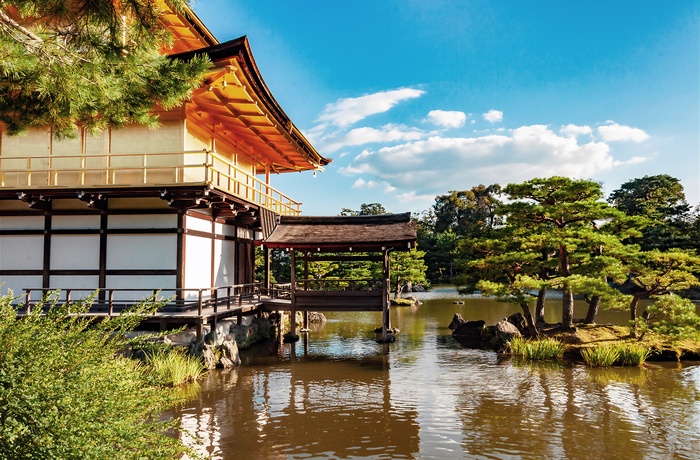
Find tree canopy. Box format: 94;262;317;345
0;0;209;138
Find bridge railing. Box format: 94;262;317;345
19;283;262;317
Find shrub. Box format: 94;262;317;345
509;337;567;360
642;294;700;342
581;345;620;367
0;291;196;459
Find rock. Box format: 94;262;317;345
219;339;241;368
507;312;527;335
252;317;272;339
449;313;467;329
189;335;241;369
452;320;485;348
489;319;522;351
307;312;327;323
203;328;225;347
375;327;400;343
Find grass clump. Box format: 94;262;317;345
616;342;652;366
581;345;620;367
509;337;568;360
145;348;206;387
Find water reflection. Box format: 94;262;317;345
176;288;700;459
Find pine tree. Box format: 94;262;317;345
0;0;209;138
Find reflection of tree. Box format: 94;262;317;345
455;362;699;459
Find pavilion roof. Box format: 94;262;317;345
170;37;331;174
262;213;417;252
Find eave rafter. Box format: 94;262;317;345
170;37;331;174
185;103;269;168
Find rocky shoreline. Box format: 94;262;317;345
449;313;700;361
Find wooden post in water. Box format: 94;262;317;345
382;249;391;341
290;249;297;338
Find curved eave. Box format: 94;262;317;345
170;37;331;173
160;2;218;53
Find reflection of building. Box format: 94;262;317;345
177;355;420;458
0;5;330;304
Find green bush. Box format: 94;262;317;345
0;291;196;459
642;294;700;342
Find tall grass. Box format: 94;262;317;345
509;337;568;360
616;343;652;366
581;342;653;367
145;348;206;387
581;345;620;367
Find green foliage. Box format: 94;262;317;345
508;337;567;360
418;185;502;283
0;292;195;459
641;294;700;341
609;174;692;250
581;345;620;367
0;0;210;138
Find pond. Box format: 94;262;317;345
174;286;700;459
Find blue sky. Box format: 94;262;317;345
193;1;699;216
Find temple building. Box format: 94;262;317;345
0;4;331;303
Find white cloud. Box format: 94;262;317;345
344;125;622;196
352;178;396;193
425;110;467;128
483;109;503;123
316;88;425;127
597;121;650;143
612;156;649;166
560;124;593;138
316;124;426;153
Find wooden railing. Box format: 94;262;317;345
296;278;383;292
19;283;262;317
0;150;302;215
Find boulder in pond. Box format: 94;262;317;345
449;313;467;330
452;320;486;348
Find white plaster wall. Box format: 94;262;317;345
48;275;100;300
51;215;100;230
0;275;42;298
0;235;44;270
185;214;212;233
0;215;44;230
106;234;177;270
108;214;177;229
184;234;212;295
105;275;176;302
214;239;236;287
50;235;100;270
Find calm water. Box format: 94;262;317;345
175;286;700;459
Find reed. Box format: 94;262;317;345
509;337;567;360
581;345;620;367
145;348;206;387
616;342;652;366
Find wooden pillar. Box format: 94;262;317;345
382;249;391;340
264;246;271;291
290;249;297;337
